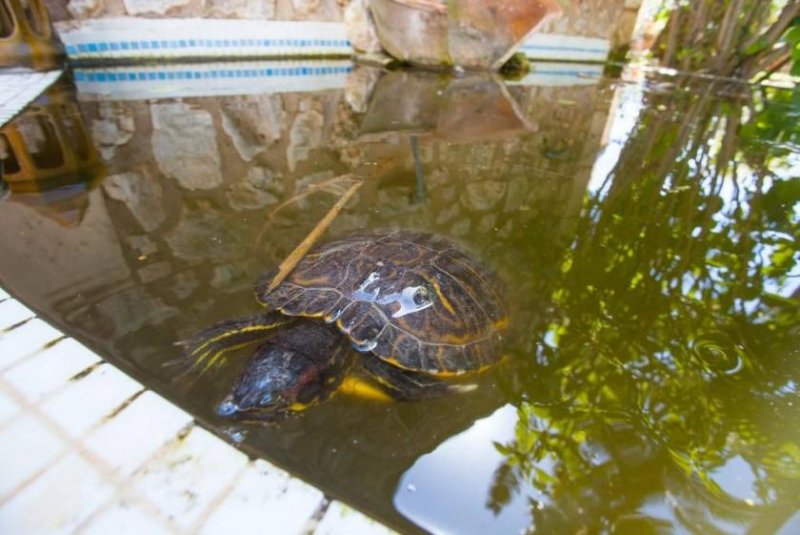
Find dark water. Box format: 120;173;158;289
1;62;798;534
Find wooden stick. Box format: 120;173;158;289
266;174;354;222
265;177;363;293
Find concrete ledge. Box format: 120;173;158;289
55;18;352;63
54;18;611;64
521;33;611;62
0;287;395;534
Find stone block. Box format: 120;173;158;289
152;102;223;191
123;0;191;15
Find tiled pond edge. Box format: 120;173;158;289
54;18;611;64
0;286;396;534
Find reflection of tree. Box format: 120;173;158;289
493;78;800;532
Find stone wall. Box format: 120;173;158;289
44;0;346;22
44;0;641;46
534;0;642;45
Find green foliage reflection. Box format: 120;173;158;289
494;79;800;533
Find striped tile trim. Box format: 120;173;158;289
65;38;350;56
74;63;352;82
73;60;353;100
521;33;610;61
55;18;610;62
72;60;602;102
508;62;604;87
54;19;352;61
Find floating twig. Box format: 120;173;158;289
264;177;363;293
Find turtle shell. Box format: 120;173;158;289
256;230;507;375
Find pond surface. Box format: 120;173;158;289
1;61;798;534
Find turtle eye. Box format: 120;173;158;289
413;285;433;306
258;393;274;407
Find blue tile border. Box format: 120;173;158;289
56;17;612;65
65;38;352;57
521;44;608;54
72;64;353;83
65;38;606;59
531;69;601;76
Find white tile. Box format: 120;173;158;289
134;426;248;529
80;500;173;535
0;71;61;129
315;502;396;535
0;388;21;427
40;363;143;438
0;300;35;330
0;318;64;370
84;391;193;477
0;453;114;535
0;414;65;498
3;338;101;402
200;459;324;535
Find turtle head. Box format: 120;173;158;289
216;343;329;423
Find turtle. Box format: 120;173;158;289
180;229;507;423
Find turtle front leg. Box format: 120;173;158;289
361;357;477;402
176;311;294;373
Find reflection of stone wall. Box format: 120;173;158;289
70;70;610;344
0;70;612;369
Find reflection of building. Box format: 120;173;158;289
0;75;130;338
0;77;104;226
0;0;65;69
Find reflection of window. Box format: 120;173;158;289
61;106;91;161
20;0;46;37
0;0;15;39
0;134;21;174
16;114;64;169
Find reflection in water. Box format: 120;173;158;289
480;77;800;533
0;77;104;226
0;0;65;70
359;71;534;142
395;404;537;533
0;64;797;533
